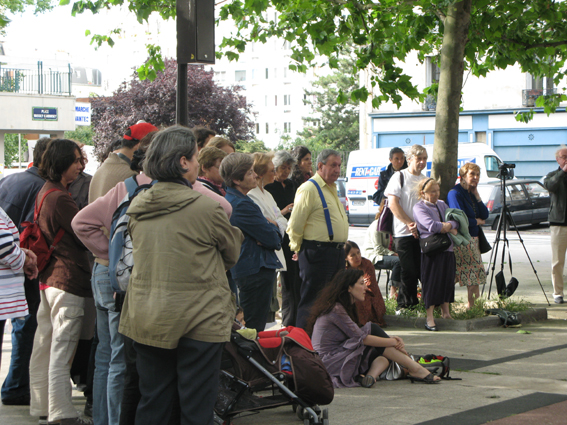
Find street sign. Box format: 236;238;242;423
32;107;58;121
75;103;91;126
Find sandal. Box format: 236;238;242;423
408;373;440;384
361;375;376;388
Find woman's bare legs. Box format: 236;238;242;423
441;302;452;319
382;347;440;381
426;305;436;327
389;285;398;299
467;285;480;310
366;356;389;380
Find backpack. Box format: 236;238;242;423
20;189;65;273
108;175;156;294
377;171;404;234
411;354;461;380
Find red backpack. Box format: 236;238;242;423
20;189;65;273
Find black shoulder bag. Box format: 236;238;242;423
419;203;451;257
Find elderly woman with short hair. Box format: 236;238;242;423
264;151;301;326
220;153;283;331
118;126;243;425
447;162;489;309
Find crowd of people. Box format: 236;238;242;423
4;126;560;424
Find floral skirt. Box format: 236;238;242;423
454;237;487;287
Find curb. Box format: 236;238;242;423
383;308;547;332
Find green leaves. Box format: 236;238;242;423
137;44;165;81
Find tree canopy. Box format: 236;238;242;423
295;57;359;153
218;0;567;114
90;58;254;160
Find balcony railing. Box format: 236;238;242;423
0;61;72;96
522;88;557;107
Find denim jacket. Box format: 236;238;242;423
225;187;282;279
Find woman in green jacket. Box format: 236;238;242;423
118;126;243;425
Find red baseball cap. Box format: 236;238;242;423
124;122;158;141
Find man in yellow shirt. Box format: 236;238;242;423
287;149;349;328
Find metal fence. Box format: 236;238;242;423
0;61;72;96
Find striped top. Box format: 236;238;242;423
0;207;28;320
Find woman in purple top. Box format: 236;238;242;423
307;269;441;388
413;178;459;332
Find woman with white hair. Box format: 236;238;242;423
265;150;301;326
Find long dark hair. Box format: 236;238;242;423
344;240;360;269
290;145;311;185
305;269;364;335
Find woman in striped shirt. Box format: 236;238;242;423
0;207;38;365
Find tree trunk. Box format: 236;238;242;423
432;0;472;200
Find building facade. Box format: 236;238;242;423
360;52;567;179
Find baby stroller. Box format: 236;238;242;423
214;326;333;424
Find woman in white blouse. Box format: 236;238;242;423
248;152;288;323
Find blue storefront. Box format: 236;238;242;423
370;108;567;179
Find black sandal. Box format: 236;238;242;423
361;375;376;388
409;373;440;384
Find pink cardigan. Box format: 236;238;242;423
72;174;232;262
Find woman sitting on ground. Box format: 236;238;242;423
307;269;441;388
344;241;386;327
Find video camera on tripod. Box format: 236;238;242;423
484;161;550;304
496;163;515;180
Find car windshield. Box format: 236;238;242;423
485;156;502;178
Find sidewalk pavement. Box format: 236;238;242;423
1;259;566;424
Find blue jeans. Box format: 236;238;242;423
92;262;126;425
1;276;40;402
375;255;402;287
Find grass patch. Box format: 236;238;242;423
384;295;532;320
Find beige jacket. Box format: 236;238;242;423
118;181;244;349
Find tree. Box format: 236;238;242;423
64;126;94;145
234;139;269;153
65;0;567;196
91;58;255;161
0;0;51;34
3;134;28;168
216;0;567;197
296;57;359;153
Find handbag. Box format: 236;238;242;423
377;172;404;234
379;360;407;381
420;233;451;256
477;227;491;254
418;203;451;257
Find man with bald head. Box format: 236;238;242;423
544;145;567;304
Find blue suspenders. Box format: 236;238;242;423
308;179;334;241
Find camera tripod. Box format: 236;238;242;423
482;169;550;305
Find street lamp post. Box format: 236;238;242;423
176;0;215;126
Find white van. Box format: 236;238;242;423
345;143;503;225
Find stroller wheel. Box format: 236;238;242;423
292;403;298;413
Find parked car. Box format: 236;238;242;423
477;179;550;230
336;177;347;212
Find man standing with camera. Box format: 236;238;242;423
543;146;567;304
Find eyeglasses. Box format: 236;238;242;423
558;155;567;160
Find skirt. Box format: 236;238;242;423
420;251;456;308
454;237;487;287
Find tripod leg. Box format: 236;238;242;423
504;209;551;305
